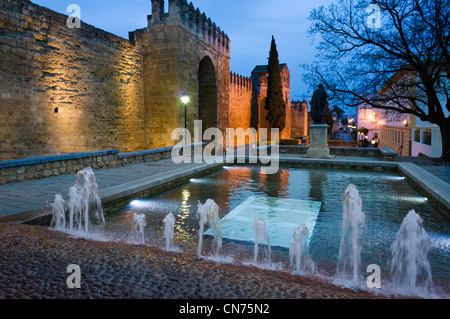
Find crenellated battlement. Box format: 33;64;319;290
291;100;308;109
147;0;230;54
229;72;252;91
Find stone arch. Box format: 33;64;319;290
198;56;218;131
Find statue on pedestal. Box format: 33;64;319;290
310;84;329;125
306;84;335;159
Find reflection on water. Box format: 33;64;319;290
104;166;450;295
308;169;327;204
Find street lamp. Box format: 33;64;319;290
181;92;190;130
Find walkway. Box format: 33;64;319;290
398;156;450;185
337;132;355;142
0;159;221;220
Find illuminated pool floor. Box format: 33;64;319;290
205;196;321;248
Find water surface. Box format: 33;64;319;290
104;166;450;296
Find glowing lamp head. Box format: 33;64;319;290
181;92;190;105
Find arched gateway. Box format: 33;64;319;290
132;0;230;149
198;56;218;132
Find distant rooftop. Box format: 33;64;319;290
252;63;287;74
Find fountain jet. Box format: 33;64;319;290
50;194;66;231
336;184;365;287
389;210;433;296
253;217;271;264
163;212;176;251
50;167;105;235
197;199;222;259
128;213;147;245
290;224;316;275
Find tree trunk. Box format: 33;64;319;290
437;118;450;158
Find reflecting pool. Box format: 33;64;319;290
103;166;450;297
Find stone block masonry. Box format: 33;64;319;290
0;143;205;185
133;0;231;149
0;0;145;161
251;64;292;140
229;72;252;131
291;100;308;138
0;0;304;161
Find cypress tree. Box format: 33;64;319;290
265;36;286;132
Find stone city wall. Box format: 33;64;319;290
134;0;231;149
0;0;145;161
228;72;252;130
0;0;304;162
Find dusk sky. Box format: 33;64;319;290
33;0;335;104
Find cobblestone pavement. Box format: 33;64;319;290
0;224;393;300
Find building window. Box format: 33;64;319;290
423;130;432;146
414;129;420;143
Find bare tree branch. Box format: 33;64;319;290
303;0;450;154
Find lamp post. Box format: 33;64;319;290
181;92;190;130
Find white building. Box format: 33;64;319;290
411;109;444;158
358;69;448;157
357;101;382;142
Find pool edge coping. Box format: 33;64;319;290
1;156;449;224
397;162;450;215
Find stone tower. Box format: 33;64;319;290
291;100;309;138
132;0;231;148
251;64;292;139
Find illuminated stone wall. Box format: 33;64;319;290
0;0;299;161
0;0;146;160
0;0;144;160
291;100;309;138
228;72;252;130
133;0;231;149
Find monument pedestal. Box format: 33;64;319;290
306;124;335;159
